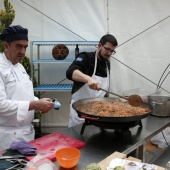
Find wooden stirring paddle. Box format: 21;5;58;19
100;88;143;107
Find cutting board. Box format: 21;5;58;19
26;132;86;162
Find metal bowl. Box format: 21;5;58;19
148;95;170;117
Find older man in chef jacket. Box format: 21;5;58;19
0;25;54;148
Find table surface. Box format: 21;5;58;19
54;115;170;169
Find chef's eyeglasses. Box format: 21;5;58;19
102;45;116;55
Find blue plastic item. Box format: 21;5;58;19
53;98;61;110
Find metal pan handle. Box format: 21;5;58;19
80;115;99;120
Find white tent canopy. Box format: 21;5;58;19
1;0;170;127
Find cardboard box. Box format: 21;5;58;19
98;151;165;170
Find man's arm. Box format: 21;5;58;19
72;70;100;90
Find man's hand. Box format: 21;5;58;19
72;70;101;90
29;98;54;113
87;77;100;90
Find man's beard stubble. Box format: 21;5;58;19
98;50;107;61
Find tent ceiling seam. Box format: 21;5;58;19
112;57;170;94
20;0;169;46
19;0;87;41
111;16;170;93
19;0;170;93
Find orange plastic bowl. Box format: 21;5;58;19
55;147;81;169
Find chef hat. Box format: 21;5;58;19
0;25;28;42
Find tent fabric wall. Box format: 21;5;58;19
108;0;170;95
0;0;170;127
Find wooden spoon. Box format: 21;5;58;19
100;88;143;107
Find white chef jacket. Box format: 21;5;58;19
0;53;37;148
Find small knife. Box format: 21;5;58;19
0;155;25;159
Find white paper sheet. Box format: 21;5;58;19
107;158;157;170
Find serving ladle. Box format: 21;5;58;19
100;88;143;107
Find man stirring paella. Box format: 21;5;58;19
66;34;118;127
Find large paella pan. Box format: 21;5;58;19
72;97;153;123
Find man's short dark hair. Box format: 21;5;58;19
99;34;118;46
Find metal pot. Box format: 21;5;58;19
72;97;153;123
148;95;170;117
